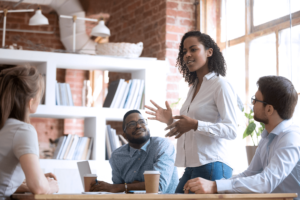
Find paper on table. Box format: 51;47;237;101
82;192;125;194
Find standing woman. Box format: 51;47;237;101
0;65;59;199
145;31;237;193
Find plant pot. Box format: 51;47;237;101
246;146;258;165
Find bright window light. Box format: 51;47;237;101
221;0;245;41
253;0;300;26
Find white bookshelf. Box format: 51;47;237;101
0;49;168;193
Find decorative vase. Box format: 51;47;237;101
246;146;258;165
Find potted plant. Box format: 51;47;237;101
243;109;265;165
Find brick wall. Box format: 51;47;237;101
82;0;167;60
0;3;64;50
166;0;196;115
64;69;89;137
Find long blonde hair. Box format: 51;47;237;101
0;65;44;129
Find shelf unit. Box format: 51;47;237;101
0;49;168;193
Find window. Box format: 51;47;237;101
216;0;300;106
253;0;300;26
249;34;276;97
221;0;245;41
278;25;300;92
199;0;300;172
223;43;246;103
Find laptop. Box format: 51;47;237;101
77;161;92;189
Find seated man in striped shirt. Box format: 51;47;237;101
90;110;178;193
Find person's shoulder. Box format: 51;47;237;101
111;143;129;158
212;75;232;87
150;137;173;150
211;75;235;95
278;123;300;145
281;123;300;136
4;118;36;134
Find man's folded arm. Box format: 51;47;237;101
216;137;300;193
109;156;124;184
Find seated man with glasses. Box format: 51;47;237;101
182;76;300;196
90;110;178;193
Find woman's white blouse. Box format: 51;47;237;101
175;72;238;168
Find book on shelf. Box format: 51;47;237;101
103;79;121;108
106;125;128;160
105;128;112;160
63;134;75;159
129;79;141;109
106;125;116;152
55;82;74;106
124;79;137;109
58;134;73;159
134;80;145;109
53;134;93;160
40;74;46;104
139;90;145;109
52;136;66;159
110;79;125;108
119;135;128;145
113;81;128;108
119;80;132;109
66;135;79;160
103;79;145;110
86;137;94;160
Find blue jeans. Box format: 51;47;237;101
175;162;232;193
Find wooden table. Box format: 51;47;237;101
11;193;298;200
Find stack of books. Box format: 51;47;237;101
55;81;74;106
103;79;145;109
105;125;128;160
52;135;93;160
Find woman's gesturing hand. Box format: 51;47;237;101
165;115;198;139
145;100;173;125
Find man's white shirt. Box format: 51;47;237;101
216;120;300;198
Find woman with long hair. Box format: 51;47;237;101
145;31;238;193
0;65;59;198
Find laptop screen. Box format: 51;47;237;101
77;161;92;189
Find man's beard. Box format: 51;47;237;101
254;114;269;124
126;128;150;145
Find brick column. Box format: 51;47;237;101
166;0;196;115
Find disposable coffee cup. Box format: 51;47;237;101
143;170;160;194
84;174;97;192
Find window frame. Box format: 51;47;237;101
198;0;300;105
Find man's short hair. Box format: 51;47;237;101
257;76;298;120
123;110;141;132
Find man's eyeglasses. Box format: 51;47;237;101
124;119;147;132
251;96;268;105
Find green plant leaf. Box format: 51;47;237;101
170;98;181;109
260;122;265;129
243;122;256;139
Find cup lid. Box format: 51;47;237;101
143;170;160;175
84;174;97;177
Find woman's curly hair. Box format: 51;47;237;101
176;31;226;85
